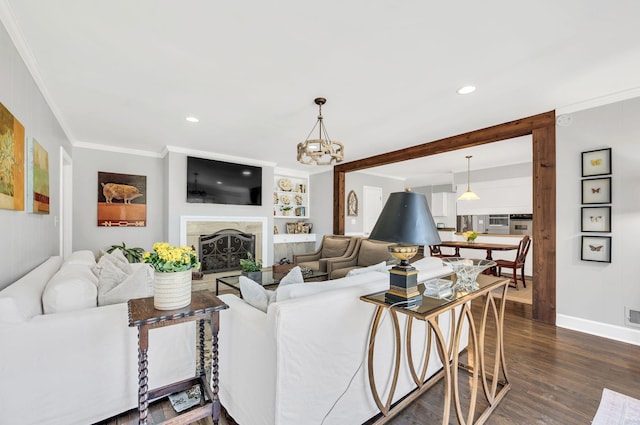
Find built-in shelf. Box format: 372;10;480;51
274;174;310;219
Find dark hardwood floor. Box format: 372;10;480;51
99;300;640;425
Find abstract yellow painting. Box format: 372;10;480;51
0;102;25;211
27;137;50;214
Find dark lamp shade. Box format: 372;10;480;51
368;191;442;246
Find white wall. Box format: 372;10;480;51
71;147;165;253
556;96;640;344
0;21;72;289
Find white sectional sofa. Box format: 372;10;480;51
218;257;459;425
0;252;196;425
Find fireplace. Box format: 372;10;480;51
199;229;256;274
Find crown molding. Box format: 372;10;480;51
165;145;277;167
557;87;640;115
73;140;165;158
0;0;76;144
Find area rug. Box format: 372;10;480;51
592;388;640;425
491;275;532;305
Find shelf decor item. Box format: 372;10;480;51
581;236;611;263
582;148;611;177
143;243;200;310
582;177;611;204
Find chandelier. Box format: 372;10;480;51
458;155;480;201
297;97;344;165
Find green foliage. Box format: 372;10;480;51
239;252;262;272
107;242;145;263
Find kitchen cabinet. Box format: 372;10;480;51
431;192;448;216
456;176;532;215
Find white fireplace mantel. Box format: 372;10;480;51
180;215;269;263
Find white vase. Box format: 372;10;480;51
153;270;192;310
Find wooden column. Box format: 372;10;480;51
332;111;557;324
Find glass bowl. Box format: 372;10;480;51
441;258;496;291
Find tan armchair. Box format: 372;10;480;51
293;235;359;273
326;238;397;279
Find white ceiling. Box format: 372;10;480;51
2;1;640;181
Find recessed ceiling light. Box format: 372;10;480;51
186;116;199;123
457;85;476;95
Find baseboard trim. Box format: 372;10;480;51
556;314;640;347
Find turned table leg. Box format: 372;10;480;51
210;311;221;425
137;326;150;425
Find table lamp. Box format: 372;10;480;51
368;188;442;307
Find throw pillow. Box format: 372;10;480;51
92;250;132;277
98;264;154;306
346;261;388;276
239;276;276;313
42;265;99;313
278;266;304;288
64;250;97;267
321;238;350;258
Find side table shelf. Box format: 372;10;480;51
127;291;229;425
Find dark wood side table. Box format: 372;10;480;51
127;291;229;425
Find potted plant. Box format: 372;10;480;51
107;242;145;263
280;205;293;216
143;242;200;310
239;252;263;282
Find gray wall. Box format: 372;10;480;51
556;96;640;340
344;172;405;235
0;21;72;289
71;147;165;254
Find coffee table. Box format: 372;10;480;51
215;269;329;295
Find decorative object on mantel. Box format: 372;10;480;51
239;252;263;282
457;155;480;201
347;190;358;216
143;243;200;310
297;97;344;165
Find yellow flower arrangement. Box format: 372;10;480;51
462;231;478;242
142;242;200;273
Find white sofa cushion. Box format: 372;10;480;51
346;261;387;276
276;271;388;302
278;266;304;287
0;256;64;319
64;250;96;266
92;250;132;276
0;298;23;323
98;263;154;306
42;264;98;314
412;257;452;281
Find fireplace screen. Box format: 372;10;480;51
199;229;256;274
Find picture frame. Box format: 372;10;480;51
97;171;147;227
582;177;611;204
26;137;50;214
582;148;611;177
0;102;25;211
581;206;611;232
347;190;358;216
581;235;611;263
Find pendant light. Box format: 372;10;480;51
297;97;344;165
458;155;480;201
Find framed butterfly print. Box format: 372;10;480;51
582;177;611;204
581;206;611;232
582;148;611;177
581;235;611;263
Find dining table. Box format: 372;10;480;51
435;240;519;275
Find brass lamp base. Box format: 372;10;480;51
384;244;422;307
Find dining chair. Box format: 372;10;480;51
495;235;532;289
428;245;456;258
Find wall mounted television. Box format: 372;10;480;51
186;156;262;206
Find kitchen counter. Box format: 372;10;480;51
454;232;530;238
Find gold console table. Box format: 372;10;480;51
360;274;510;425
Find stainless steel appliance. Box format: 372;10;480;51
486;214;510;234
510;214;533;235
456;215;473;232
